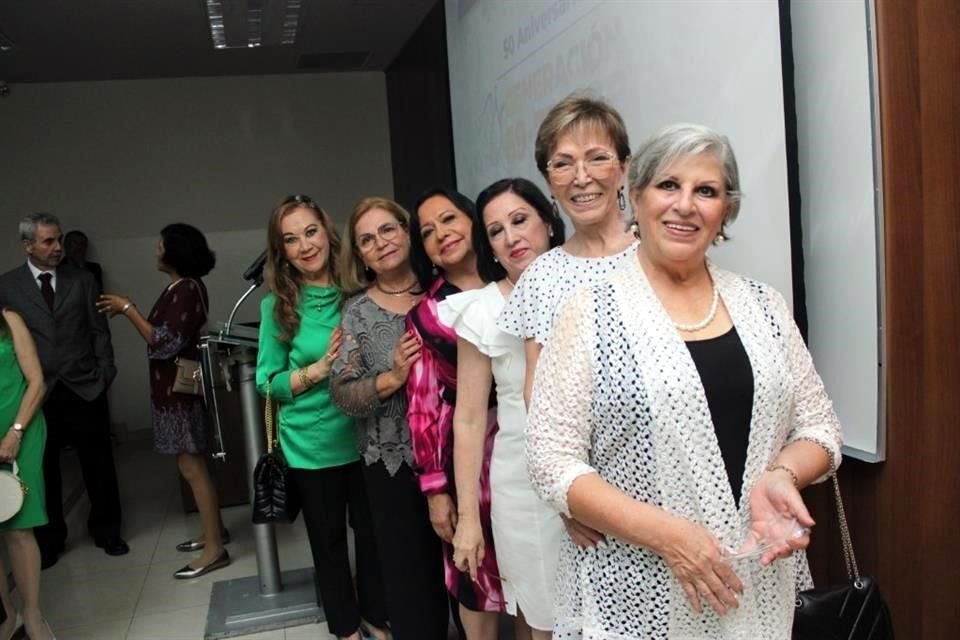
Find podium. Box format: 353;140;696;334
200;325;324;639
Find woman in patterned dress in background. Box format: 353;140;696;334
405;187;504;640
98;223;229;579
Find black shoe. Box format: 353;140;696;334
95;536;130;556
175;528;231;552
173;550;231;579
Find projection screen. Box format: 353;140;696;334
444;0;794;300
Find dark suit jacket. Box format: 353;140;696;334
0;262;117;401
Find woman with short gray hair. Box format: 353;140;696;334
526;123;842;638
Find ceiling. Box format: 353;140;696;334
0;0;439;84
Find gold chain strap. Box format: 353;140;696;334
264;381;276;453
831;473;861;584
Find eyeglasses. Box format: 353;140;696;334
545;150;620;186
356;222;403;252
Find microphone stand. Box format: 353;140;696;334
223;277;261;338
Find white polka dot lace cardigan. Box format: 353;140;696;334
526;255;843;640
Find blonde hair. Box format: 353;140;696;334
265;196;343;342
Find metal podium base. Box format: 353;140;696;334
204;567;325;639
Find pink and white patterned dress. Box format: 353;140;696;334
405;277;504;612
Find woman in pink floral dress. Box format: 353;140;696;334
405;187;504;640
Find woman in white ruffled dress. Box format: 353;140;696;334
439;178;566;640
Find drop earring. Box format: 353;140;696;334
617;188;627;211
551;197;559;217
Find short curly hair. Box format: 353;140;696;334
160;223;216;278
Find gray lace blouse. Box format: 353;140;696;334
331;291;414;476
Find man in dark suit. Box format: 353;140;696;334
0;213;128;567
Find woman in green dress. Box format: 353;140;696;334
0;308;54;640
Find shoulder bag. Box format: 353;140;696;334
792;474;894;639
172;278;208;396
251;381;300;524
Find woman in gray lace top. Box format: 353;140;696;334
331;197;451;640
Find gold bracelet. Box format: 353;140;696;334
767;463;799;487
297;367;313;389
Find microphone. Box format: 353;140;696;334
242;250;267;285
224;250;268;336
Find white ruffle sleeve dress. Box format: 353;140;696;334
439;282;564;630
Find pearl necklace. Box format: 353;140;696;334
673;281;720;332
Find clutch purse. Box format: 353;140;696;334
251;381;300;524
0;461;26;523
792;474;893;639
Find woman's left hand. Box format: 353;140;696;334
97;294;132;317
0;430;21;462
747;469;815;565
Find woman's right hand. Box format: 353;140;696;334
658;517;744;616
307;327;343;382
0;430;21;463
390;330;421;385
427;493;458;543
452;515;485;581
561;513;606;548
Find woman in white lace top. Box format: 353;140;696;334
526;124;843;639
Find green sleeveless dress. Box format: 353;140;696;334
0;331;48;530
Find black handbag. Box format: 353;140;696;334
251;381;301;524
792;474;893;639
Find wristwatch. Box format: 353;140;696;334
10;423;23;438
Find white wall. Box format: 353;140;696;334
792;0;883;461
0;73;394;434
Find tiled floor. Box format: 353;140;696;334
29;439;515;639
33;439;337;639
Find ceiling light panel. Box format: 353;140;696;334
205;0;301;50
